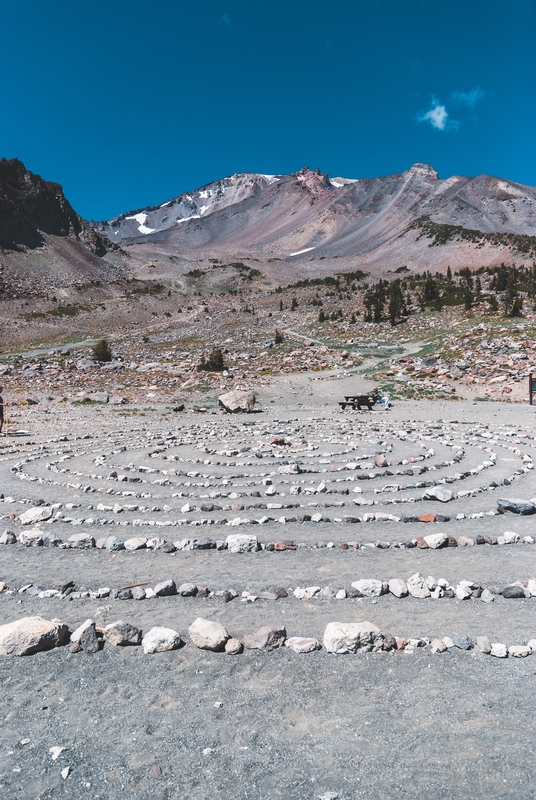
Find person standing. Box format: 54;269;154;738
0;386;5;435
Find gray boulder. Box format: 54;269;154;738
497;498;536;515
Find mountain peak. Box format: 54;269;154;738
405;163;439;180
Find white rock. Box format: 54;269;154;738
188;618;229;651
431;639;447;653
422;486;453;503
423;533;448;549
142;627;182;654
19;530;44;546
508;645;531;658
527;639;536;652
480;588;495;603
388;578;408;598
351;579;385;597
18;506;53;525
335;589;346;600
407;573;431;599
490;642;508;658
278;464;301;474
218;389;255;413
455;584;473;600
525;577;536;596
323;621;381;654
503;531;519;544
226;533;258;553
285;636;321;653
124;537;147;550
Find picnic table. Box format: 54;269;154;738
338;394;376;411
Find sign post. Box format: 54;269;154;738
530;374;536;405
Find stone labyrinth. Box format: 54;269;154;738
1;411;535;658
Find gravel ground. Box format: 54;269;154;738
0;385;535;799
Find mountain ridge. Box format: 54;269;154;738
93;164;536;274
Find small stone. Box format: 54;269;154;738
455;584;473;600
350;579;385;597
423;533;447;549
225;638;243;655
226;533;258;553
0;530;17;545
68;533;95;549
508;645;531;658
285;636;321;653
502;584;525;599
323;621;381;654
496;498;536;515
124;537;147;550
154;579;177;597
18;506;53;525
142;627;182;654
476;636;491;653
430;639;447;653
458;536;474;547
388;578;408;598
243;625;286;651
188;618;229;651
131;587;146;600
480;588;494;603
490;642;508;658
418;513;436;523
416;537;429;549
106;536;125;551
70;618;94;644
452;635;473;650
178;583;198;597
423;486;453;503
104;621;142;646
407;573;430;599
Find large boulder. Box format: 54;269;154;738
422;486;453;503
497;498;536;515
226;533;258;553
188;618;229;651
142;627;182;654
350;579;386;598
243;625;286;651
218;390;256;414
18;506;52;525
104;621;142;646
323;621;383;654
0;616;69;656
406;573;431;599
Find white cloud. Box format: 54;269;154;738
451;86;485;107
418;101;449;131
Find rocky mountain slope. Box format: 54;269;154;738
0;159;124;298
95;164;536;279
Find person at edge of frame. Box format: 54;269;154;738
0;385;5;434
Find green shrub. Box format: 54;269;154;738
92;338;113;362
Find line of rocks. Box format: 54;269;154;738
1;527;534;553
0;615;534;661
2;574;534;603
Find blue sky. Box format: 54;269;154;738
2;0;535;220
